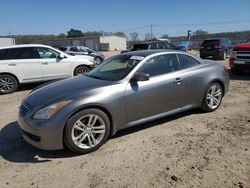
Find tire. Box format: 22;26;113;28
201;83;223;112
95;57;103;66
74;66;90;76
231;68;243;75
0;74;18;94
64;108;111;154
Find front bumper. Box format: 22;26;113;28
230;59;250;70
18;114;65;150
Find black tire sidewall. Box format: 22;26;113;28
0;74;18;94
95;57;102;65
74;66;90;76
64;108;110;154
201;83;223;112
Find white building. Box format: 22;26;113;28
0;37;16;47
26;35;127;51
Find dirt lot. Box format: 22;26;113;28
0;57;250;188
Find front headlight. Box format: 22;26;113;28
33;100;71;120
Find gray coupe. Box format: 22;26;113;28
18;50;229;154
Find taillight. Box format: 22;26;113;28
224;66;229;73
214;44;222;49
229;58;235;67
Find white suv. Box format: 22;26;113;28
0;44;95;94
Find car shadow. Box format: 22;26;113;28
0;121;77;163
0;109;202;163
112;109;202;138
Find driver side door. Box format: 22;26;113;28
125;54;188;123
37;47;71;81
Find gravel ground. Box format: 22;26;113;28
0;58;249;188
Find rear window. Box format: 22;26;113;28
131;44;148;51
201;40;220;46
59;47;67;51
178;54;200;69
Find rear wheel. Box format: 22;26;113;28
0;74;18;94
74;66;90;76
201;83;223;112
64;108;110;154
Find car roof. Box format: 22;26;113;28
134;41;172;45
0;44;53;50
121;49;181;57
203;38;228;41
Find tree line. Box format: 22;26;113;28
4;28;250;44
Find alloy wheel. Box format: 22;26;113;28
0;77;14;93
71;114;106;149
206;85;222;109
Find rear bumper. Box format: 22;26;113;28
200;49;224;57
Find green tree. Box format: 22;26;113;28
67;29;84;38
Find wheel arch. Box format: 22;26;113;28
0;72;20;84
209;79;225;96
73;65;91;76
64;104;114;138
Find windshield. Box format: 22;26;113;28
79;46;94;53
87;55;143;81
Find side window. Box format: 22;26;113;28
165;43;176;49
137;54;179;77
157;43;165;49
178;54;199;69
7;47;39;59
69;47;79;52
37;47;60;59
148;43;157;49
0;49;7;60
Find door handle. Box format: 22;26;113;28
173;78;182;84
8;63;16;66
41;62;48;65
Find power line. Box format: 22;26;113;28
153;19;250;27
120;19;250;33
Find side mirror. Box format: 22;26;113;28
131;72;150;82
58;54;65;59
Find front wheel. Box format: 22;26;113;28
74;66;90;76
95;57;103;66
201;83;223;112
64;109;110;154
0;74;18;94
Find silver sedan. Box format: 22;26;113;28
18;50;229;154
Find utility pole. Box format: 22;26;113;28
150;25;153;40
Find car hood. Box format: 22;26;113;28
69;55;94;61
24;76;113;107
234;42;250;51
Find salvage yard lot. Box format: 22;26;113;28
0;56;250;188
